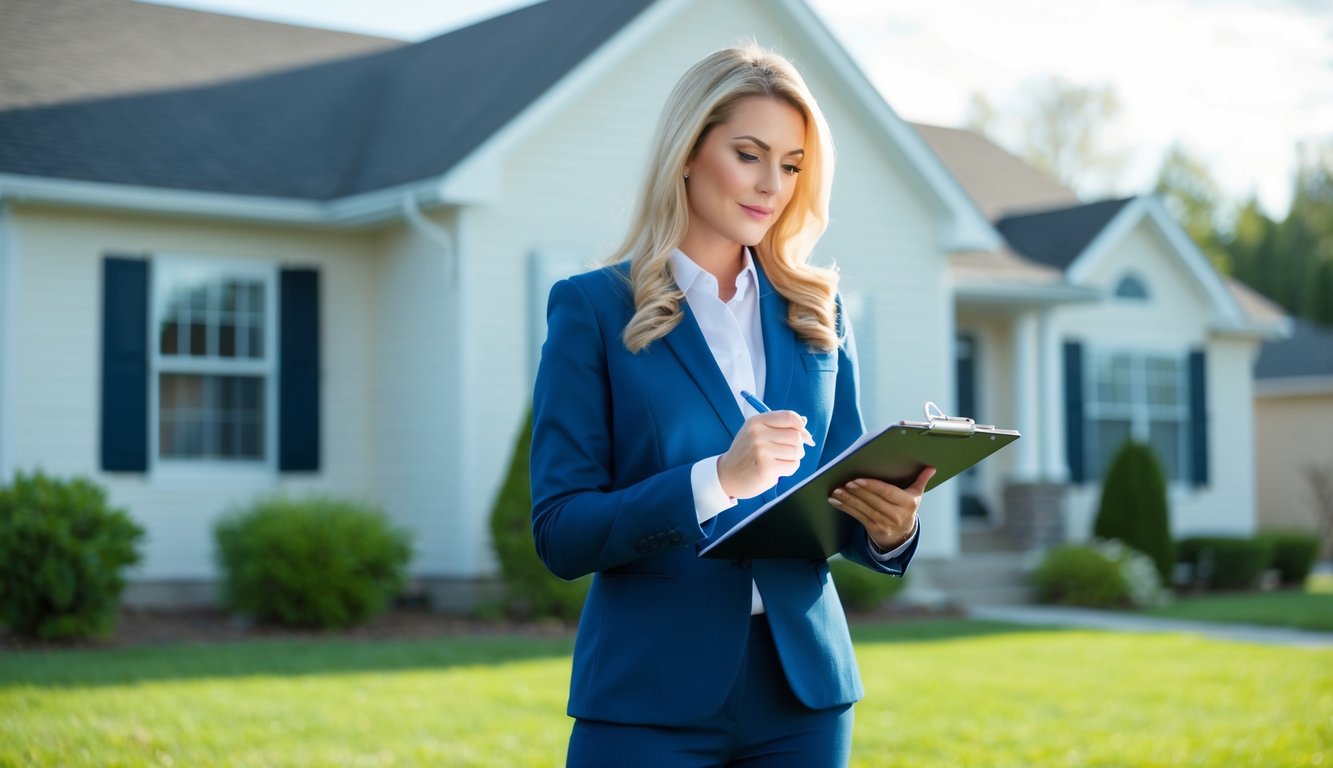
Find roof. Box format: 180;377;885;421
911;123;1080;220
0;0;403;111
1255;317;1333;380
993;197;1137;271
0;0;655;200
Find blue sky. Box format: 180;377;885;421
144;0;1333;219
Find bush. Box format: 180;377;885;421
1094;441;1174;585
1176;536;1273;591
1033;544;1129;608
490;410;589;621
1032;540;1169;609
0;470;144;640
214;496;411;629
1256;532;1320;585
828;556;907;612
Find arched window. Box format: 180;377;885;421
1114;273;1149;300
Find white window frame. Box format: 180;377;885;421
1084;347;1190;485
148;254;279;479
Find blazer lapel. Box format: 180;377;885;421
662;300;747;438
755;258;796;410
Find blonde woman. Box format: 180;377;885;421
531;44;933;767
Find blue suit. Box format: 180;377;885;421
530;258;916;728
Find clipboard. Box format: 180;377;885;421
698;402;1020;560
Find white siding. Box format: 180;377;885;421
7;205;381;579
1255;392;1333;533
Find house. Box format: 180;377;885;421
1253;318;1333;554
0;0;1285;610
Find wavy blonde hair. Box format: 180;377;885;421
610;44;840;353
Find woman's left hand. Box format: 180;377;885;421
828;466;936;551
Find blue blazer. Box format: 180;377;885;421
530;258;916;727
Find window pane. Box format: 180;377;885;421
219;323;237;358
1095;418;1132;480
188;321;208;357
248;325;264;359
1149;420;1182;481
1147;356;1181;406
160;321;180;355
1096;354;1134;404
159;373;264;461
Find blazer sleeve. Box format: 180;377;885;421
822;295;918;576
530;278;711;581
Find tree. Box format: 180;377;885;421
1154;144;1230;272
965;77;1126;197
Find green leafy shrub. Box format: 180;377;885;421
1032;540;1169;608
1256;532;1320;584
828;556;907;612
214;496;411;629
0;470;144;640
1033;544;1128;608
1176;536;1273;591
490;410;589;621
1094;441;1174;585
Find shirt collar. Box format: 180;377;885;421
669;247;758;300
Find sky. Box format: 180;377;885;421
143;0;1333;219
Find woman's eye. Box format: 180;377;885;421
737;151;759;163
782;164;803;175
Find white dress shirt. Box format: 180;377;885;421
670;248;916;615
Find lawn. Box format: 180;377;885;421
1145;590;1333;633
0;620;1328;767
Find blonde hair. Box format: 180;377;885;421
610;44;840;353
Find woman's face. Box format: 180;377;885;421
683;96;806;253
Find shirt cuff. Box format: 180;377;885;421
868;518;918;561
691;455;737;525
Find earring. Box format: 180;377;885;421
683;173;689;180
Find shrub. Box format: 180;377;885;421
0;470;144;640
828;556;907;612
1033;544;1129;608
1256;532;1320;585
214;496;411;629
1176;536;1273;591
490;410;589;621
1094;441;1174;585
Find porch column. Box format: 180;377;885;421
1038;308;1068;482
1011;310;1041;481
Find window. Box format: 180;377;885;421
152;260;275;463
1086;351;1188;482
1114;273;1149;300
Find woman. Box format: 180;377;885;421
530;44;934;767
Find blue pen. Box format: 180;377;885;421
739;390;770;413
741;390;815;446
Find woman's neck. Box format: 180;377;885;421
678;232;745;299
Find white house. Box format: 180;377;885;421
0;0;1285;609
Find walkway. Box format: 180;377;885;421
968;605;1333;649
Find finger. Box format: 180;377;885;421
830;485;895;523
841;478;912;509
906;466;937;494
756;410;816;447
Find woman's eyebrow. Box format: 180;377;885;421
732;135;804;157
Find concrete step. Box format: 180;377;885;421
907;549;1036;607
958;524;1022;554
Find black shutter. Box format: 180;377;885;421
278;268;320;472
101;256;149;472
1188;348;1209;487
1063;340;1085;483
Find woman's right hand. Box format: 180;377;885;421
716;411;816;500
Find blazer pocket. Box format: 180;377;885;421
801;351;838;373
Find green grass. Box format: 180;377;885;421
1146;590;1333;632
1;620;1328;767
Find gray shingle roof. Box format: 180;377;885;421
0;0;656;200
993;197;1136;270
0;0;403;111
1255;317;1333;380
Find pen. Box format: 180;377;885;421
740;390;815;446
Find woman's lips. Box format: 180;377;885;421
739;203;773;220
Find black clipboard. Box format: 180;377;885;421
698;403;1020;560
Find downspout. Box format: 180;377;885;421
400;192;483;602
0;198;16;483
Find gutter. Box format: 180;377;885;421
0;172;448;228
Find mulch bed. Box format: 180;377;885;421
1;603;960;651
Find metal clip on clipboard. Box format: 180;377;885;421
921;401;992;437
